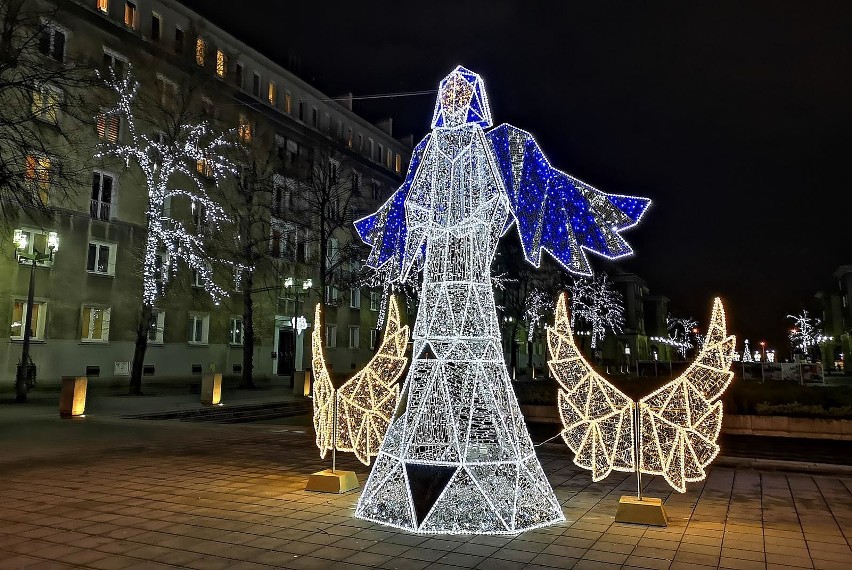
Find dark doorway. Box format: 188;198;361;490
277;328;295;384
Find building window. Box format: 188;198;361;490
124;1;137;29
13;228;56;266
386;148;392;168
325;286;339;306
151;12;162;41
153;252;168;297
350;288;361;309
174;27;184;54
38;24;65;62
97;0;109;13
336;120;343;140
195;38;205;66
351;171;361;195
188;313;209;344
235;63;244;88
215;49;227;78
96;112;120;143
268;81;277;105
368;138;374;159
347;127;353;147
229;317;244;345
31;84;62;124
81;306;111;342
190;263;210;288
349;326;360;349
328;159;340;185
370;291;380;312
102;49;127;76
148;310;165;343
370;180;382;201
284;91;292;113
311;107;318;127
298;100;305;121
252;72;260;96
155;74;178;108
395;153;402;174
377;143;383;163
25;154;52;206
86;240;116;276
325;324;337;348
11;300;47;340
238;114;252;143
90;171;114;220
358;134;363;151
370;328;378;350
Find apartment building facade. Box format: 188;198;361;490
1;0;411;386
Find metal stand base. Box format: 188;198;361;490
304;469;359;493
615;495;668;526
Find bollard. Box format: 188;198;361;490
59;376;87;417
201;373;222;405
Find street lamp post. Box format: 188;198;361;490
760;340;767;363
13;230;58;403
284;277;312;387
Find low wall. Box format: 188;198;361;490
519;404;852;441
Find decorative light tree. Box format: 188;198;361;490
788;310;824;360
666;315;700;358
96;67;236;394
568;273;625;349
353;66;650;534
549;295;734;525
741;339;754;362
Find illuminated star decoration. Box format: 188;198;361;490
549;294;735;493
353;66;650;535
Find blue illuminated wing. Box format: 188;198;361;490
487;124;650;275
354;135;430;278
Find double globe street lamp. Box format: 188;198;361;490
13;229;59;403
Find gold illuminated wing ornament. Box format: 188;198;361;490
336;297;410;465
311;303;335;458
638;297;734;492
548;293;635;482
549;294;735;493
311;297;410;466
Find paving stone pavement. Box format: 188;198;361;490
0;416;851;570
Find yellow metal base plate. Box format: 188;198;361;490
304;469;359;493
615;495;668;527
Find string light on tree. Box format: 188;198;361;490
548;294;735;493
568;273;625;349
353;66;650;534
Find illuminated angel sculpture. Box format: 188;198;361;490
548;294;734;493
311;297;410;466
353;66;650;534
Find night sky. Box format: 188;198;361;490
187;0;852;353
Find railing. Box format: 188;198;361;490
90;199;110;221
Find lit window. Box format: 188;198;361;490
148;310;165;343
188;313;209;344
13;228;57;265
124;1;137;29
11;300;47;340
216;49;226;78
195;38;205;66
229;317;244;345
284;91;292;113
38;24;65;62
81;306;111;342
96;112;120;142
25;154;52;206
32;84;62;124
97;0;109;13
349;326;360;349
395;153;402;174
196;159;213;179
350;288;361;309
267;81;277;105
86;240;116;276
325;324;337;348
238;114;252;143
